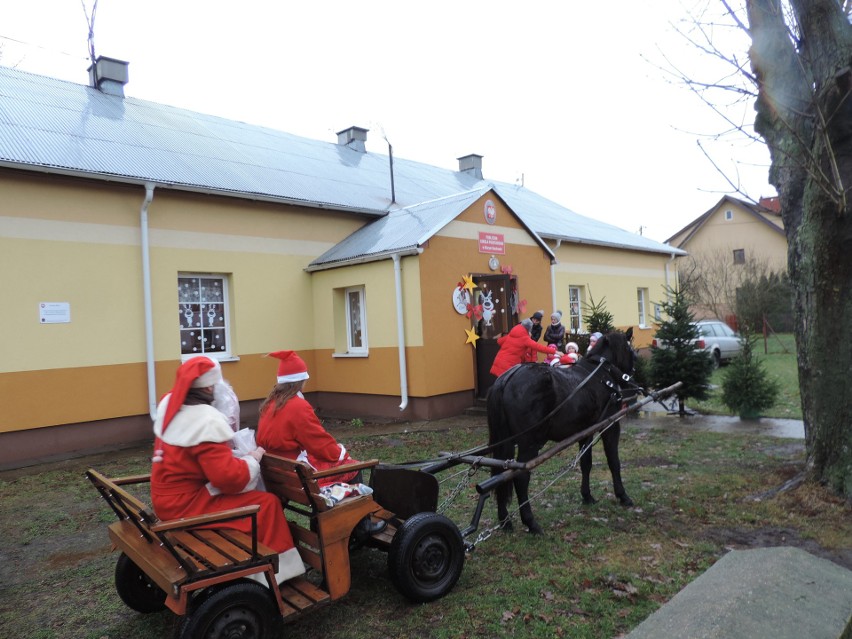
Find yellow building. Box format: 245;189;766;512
0;60;683;466
666;195;786;320
667;195;786;271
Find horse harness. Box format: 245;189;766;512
387;351;641;470
486;352;640;452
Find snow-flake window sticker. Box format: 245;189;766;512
179;275;228;355
484;199;496;225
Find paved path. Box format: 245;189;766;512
625;546;852;639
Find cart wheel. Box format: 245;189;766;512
388;512;464;603
114;552;167;613
178;581;283;639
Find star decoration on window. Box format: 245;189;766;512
464;327;480;347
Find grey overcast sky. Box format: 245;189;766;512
0;0;774;242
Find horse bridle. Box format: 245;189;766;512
575;353;641;404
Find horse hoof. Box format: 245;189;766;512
526;523;544;535
582;496;597;505
500;520;514;532
619;497;635;507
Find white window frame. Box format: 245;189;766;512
345;286;368;354
568;286;583;332
725;209;733;220
178;273;232;360
637;288;649;328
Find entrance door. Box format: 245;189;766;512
473;275;519;398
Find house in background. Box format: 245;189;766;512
0;59;684;467
665;195;786;321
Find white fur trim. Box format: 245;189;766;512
276;548;306;583
246;549;306;588
153;396;235;447
337;444;347;462
192;357;223;388
241;455;261;492
277;371;309;384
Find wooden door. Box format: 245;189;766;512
473;275;519;398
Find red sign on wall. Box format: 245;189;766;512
479;231;505;254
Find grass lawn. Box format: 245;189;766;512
2;411;848;639
689;333;802;420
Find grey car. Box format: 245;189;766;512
694;319;743;367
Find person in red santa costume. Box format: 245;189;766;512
256;350;386;536
490;319;557;378
151;355;305;585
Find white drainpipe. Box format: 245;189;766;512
550;239;562;311
140;183;157;419
392;253;408;411
665;252;677;299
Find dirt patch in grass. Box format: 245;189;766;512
698;526;852;570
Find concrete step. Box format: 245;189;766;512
626;547;852;639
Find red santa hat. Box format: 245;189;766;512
268;350;310;384
161;356;222;433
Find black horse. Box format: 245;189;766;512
486;329;637;534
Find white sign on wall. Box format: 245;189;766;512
39;302;71;324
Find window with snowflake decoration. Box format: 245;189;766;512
178;274;230;358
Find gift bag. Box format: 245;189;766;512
231;427;266;492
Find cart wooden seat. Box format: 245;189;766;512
86;468;280;615
259;454;390;600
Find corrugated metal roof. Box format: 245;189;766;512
307;188;496;268
0;65;684;257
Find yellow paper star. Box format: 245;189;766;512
462;274;476;295
465;327;480;347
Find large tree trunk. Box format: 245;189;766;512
747;0;852;497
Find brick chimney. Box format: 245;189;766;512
87;56;129;97
457;154;483;179
336;126;369;153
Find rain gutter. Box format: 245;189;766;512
140;183;158;419
392;253;409;411
551;239;562;311
0;162;385;218
665;252;678;299
304;247;422;273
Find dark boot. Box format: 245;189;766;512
353;516;387;542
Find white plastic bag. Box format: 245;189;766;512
232;428;266;492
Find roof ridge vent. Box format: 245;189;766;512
336;126;369;153
457;154;483;180
87;56;129;97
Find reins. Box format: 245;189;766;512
408;349;639;471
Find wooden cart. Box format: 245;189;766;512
88;454;464;639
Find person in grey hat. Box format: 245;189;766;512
544;310;566;349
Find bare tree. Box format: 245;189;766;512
672;1;852;497
725;1;852;497
679;248;780;321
